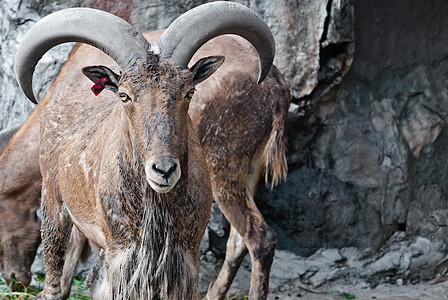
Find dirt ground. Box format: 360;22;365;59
197;248;448;300
3;245;448;300
268;279;448;300
1;275;448;299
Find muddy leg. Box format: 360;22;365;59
207;226;248;299
86;249;108;300
61;226;88;300
39;188;72;300
245;221;277;300
206;181;277;300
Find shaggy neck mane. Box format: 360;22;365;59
105;135;195;299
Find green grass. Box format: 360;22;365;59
0;272;249;300
5;274;362;300
224;295;248;300
0;278;43;299
0;273;90;300
68;275;89;300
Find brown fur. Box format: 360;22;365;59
37;44;213;299
2;33;290;299
186;34;290;299
0;101;45;290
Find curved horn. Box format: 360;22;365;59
157;1;275;84
14;8;151;104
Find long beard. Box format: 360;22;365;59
106;190;198;299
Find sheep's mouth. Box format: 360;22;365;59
147;178;176;193
149;179;170;188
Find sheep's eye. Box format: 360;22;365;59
185;88;195;101
119;93;130;103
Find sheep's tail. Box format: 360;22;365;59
262;102;289;189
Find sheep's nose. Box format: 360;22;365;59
152;158;178;179
145;156;181;193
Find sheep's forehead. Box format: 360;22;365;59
120;57;192;94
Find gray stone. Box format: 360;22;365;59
252;0;448;292
13;0;448;297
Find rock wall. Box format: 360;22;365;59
0;0;352;127
6;0;448;294
254;0;448;287
11;0;448;295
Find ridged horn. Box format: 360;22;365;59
157;1;275;84
14;8;151;104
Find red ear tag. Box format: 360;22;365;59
91;77;109;96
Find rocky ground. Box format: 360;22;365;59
2;217;448;299
2;278;447;300
2;245;448;299
209;249;448;300
268;280;448;300
2;254;448;300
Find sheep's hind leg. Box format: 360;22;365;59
206;225;248;300
61;226;89;300
206;184;277;300
86;249;109;300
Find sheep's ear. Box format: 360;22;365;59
190;56;224;85
82;66;120;95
